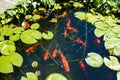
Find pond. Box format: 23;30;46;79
0;10;117;80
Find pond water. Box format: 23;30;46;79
0;10;117;80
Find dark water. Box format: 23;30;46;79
0;10;117;80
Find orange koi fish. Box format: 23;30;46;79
43;48;50;61
57;11;67;19
22;20;30;29
79;61;88;77
63;28;68;37
93;37;101;48
52;45;58;58
66;18;71;27
74;38;86;46
59;50;70;72
25;43;40;53
66;26;78;33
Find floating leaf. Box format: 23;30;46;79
111;25;120;34
13;27;24;34
105;38;120;49
104;56;120;71
46;73;68;80
49;18;57;22
21;72;38;80
85;52;103;68
32;15;40;21
74;12;86;20
0;36;4;41
8;52;23;67
30;23;40;29
21;29;42;44
1;25;13;36
73;2;83;8
0;56;13;73
42;31;54;40
94;28;106;37
9;34;20;41
1;44;16;55
25;15;32;20
113;46;120;56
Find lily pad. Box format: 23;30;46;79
85;52;103;68
21;72;38;80
30;23;40;30
74;12;86;20
117;71;120;80
0;56;13;73
13;27;24;34
94;28;106;38
113;46;120;56
42;31;54;40
103;56;120;71
1;44;16;55
0;36;4;41
20;29;42;44
9;34;20;41
46;73;68;80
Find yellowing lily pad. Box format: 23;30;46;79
46;73;68;80
103;56;120;71
74;12;86;20
42;31;54;40
85;52;103;68
113;46;120;56
20;29;42;44
0;56;13;73
94;28;106;38
21;72;38;80
1;44;16;55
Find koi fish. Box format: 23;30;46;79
93;37;101;48
25;43;40;53
79;61;88;77
43;48;49;61
52;45;58;58
74;38;86;46
22;20;30;29
57;11;67;19
63;28;68;37
59;50;70;72
66;18;71;27
66;26;78;33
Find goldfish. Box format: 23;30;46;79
79;61;88;77
66;18;71;27
74;38;86;46
59;50;70;72
63;28;68;37
43;48;50;61
52;45;58;58
25;43;40;53
22;20;30;29
93;37;101;48
57;11;67;19
66;26;78;33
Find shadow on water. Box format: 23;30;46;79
1;10;117;80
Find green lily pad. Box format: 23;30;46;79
0;56;13;73
13;27;24;34
94;28;106;37
25;15;32;20
8;52;23;67
46;73;68;80
42;31;54;40
1;25;13;36
9;34;20;41
30;23;40;30
0;40;15;51
1;44;16;55
105;38;120;49
85;52;103;68
0;36;4;41
111;25;120;34
74;12;86;20
20;29;42;44
94;21;110;30
21;72;38;80
113;46;120;56
103;56;120;71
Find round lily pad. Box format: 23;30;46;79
20;29;42;44
26;72;38;80
30;23;40;30
13;27;24;34
0;36;4;41
1;44;16;55
46;73;68;80
9;34;20;41
0;56;13;73
21;76;28;80
94;28;106;38
42;31;54;40
74;12;86;20
85;52;103;68
113;46;120;56
103;56;120;71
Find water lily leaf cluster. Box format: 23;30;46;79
21;72;38;80
46;73;68;80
